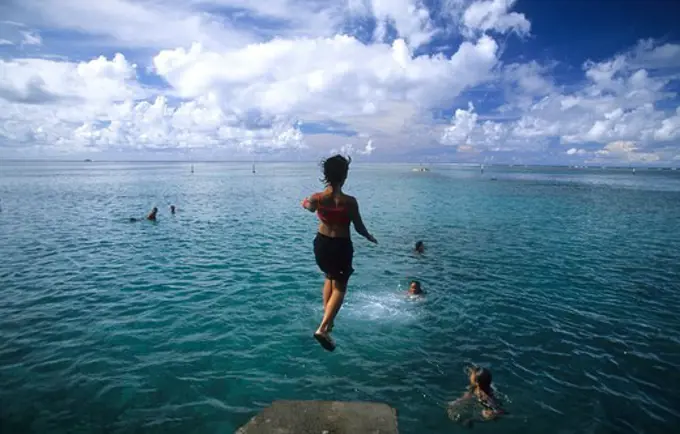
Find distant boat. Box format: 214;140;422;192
412;164;430;172
84;159;92;162
252;163;256;174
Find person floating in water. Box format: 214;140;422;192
302;154;377;351
408;280;424;296
448;366;506;427
170;205;176;215
146;207;158;221
130;207;158;222
414;240;425;254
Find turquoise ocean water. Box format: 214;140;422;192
1;161;679;434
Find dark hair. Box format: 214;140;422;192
468;366;493;394
476;368;492;388
321;154;351;187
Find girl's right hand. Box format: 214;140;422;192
367;234;378;244
302;197;315;212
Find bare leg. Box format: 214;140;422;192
316;279;346;335
322;278;334;332
322;278;332;308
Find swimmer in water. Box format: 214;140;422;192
129;207;158;222
302;154;377;352
414;240;425;254
448;366;506;426
170;205;176;215
146;207;158;221
408;280;424;296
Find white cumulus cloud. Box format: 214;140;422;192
152;35;498;119
0;54;142;104
363;0;436;49
462;0;531;37
441;102;479;146
0;0;678;163
331;139;376;157
361;139;376;155
566;148;587;156
593;140;660;163
439;39;680;163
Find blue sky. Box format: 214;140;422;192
0;0;679;164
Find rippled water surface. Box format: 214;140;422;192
1;162;680;434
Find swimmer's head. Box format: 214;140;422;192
468;366;493;393
409;280;422;295
321;154;351;188
415;241;425;253
170;205;176;214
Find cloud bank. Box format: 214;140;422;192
0;0;678;163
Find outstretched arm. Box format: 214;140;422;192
301;194;318;212
350;199;377;243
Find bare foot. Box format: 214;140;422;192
313;330;336;352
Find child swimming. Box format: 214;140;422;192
447;366;506;427
129;207;158;222
407;280;424;296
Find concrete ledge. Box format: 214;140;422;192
235;400;399;434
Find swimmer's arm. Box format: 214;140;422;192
450;392;473;406
481;397;506;420
350;199;377;243
481;409;500;420
447;394;474;424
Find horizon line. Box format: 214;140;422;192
0;158;678;170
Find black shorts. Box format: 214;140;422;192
313;232;354;285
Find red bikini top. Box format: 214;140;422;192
311;194;351;225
